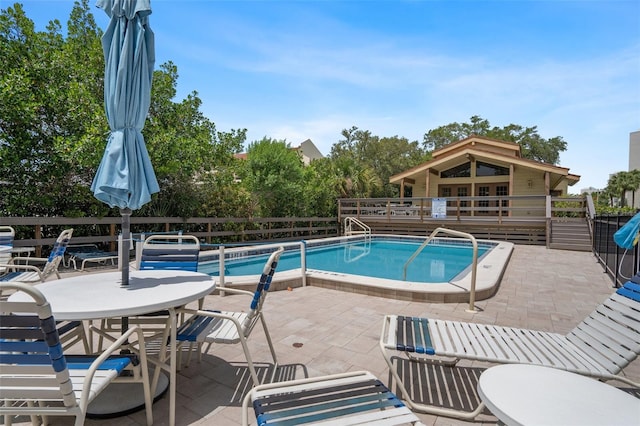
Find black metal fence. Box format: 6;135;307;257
593;214;640;287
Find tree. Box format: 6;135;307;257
605;170;640;208
0;2;245;219
330;126;426;197
423;115;567;165
301;158;341;217
628;170;640;208
244;138;305;217
140;61;247;217
0;1;106;217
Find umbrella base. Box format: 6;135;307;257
87;370;168;418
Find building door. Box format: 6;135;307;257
475;183;509;216
438;184;472;216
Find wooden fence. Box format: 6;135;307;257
0;216;339;256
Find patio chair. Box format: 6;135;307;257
242;370;425;426
379;280;640;420
176;247;284;386
0;228;73;284
97;234;201;350
139;234;200;271
0;282;153;426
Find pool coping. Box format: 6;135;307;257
206;235;514;303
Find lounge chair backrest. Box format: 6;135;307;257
241;247;284;336
566;281;640;375
0;226;14;247
140;234;200;271
0;282;76;407
41;228;73;279
0;226;15;267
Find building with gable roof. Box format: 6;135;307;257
389;136;580;216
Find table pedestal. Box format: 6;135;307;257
87;371;169;418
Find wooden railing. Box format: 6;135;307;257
338;195;588;246
1;196;589;255
338;195;587;223
0;216;338;257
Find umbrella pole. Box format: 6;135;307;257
121;207;131;287
121;207;131;334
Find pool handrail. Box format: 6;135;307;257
402;227;479;312
343;216;371;241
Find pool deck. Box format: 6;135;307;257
10;245;640;425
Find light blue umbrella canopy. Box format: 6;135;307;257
614;212;640;249
92;0;158;287
91;0;159;210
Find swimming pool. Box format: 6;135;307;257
198;235;514;303
201;239;490;282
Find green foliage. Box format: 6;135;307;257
330;126;426;197
423;115;567;165
0;2;245;219
244;138;306;217
552;196;585;218
0;1;107;216
302;158;341;217
595;205;637;215
603;170;640;208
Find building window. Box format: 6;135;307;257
441;162;471;178
476;161;509;177
440;187;451;197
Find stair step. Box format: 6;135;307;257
549;243;592;252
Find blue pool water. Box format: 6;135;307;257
201;239;490;283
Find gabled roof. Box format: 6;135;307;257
390;136;580;185
432;135;521;159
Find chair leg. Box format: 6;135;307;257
96;318;106;352
73;413;86;426
259;314;278;382
238;334;261;387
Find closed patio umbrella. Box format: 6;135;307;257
91;0;158;287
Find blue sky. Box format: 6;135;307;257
10;0;640;192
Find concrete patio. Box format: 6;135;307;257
10;245;640;425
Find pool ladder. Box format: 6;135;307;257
403;227;479;313
343;217;371;242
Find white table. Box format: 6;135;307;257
478;364;640;425
9;269;215;426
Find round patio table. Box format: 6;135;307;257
478;364;640;425
9;269;215;426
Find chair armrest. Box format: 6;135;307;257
79;325;149;409
215;286;254;297
0;263;43;275
178;308;246;330
9;256;49;265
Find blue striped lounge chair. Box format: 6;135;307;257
66;244;118;271
0;226;15;273
379;280;640;420
0;282;153;426
176;247;284;386
241;371;424;426
0;228;73;284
